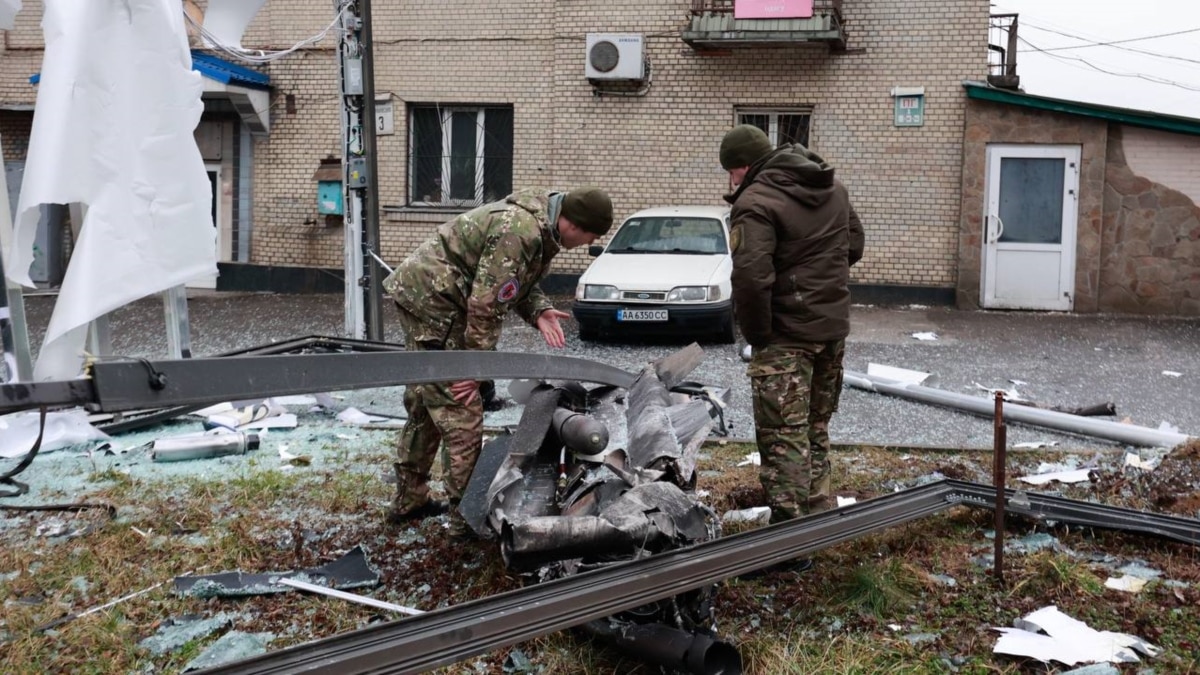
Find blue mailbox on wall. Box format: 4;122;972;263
313;157;344;216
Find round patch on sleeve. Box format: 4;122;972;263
729;226;743;253
497;277;520;303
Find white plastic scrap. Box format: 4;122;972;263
336;407;390;425
1018;469;1093;485
1014;441;1059;449
866;362;931;385
721;507;771;525
1104;575;1149;593
1161;371;1182;378
992;605;1160;666
974;382;1025;401
911;331;939;341
1124;453;1159;471
736;452;761;467
836;496;857;507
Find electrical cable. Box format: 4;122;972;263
1018;35;1200;93
182;2;352;64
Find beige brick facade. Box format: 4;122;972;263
2;0;992;291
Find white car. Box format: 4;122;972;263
572;205;736;343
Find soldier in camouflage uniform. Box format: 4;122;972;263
382;187;614;538
718;125;865;524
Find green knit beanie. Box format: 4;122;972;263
719;124;773;170
561;187;614;236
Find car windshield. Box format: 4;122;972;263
605;217;727;254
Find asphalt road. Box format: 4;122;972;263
15;290;1200;451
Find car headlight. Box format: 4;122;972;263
583;284;620;301
708;284;722;301
667;286;709;302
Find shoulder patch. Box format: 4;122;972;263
729;226;743;253
497;277;520;303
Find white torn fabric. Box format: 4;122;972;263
0;0;19;29
6;0;216;380
993;605;1160;666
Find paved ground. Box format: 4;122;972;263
13;289;1200;451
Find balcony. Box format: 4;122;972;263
682;0;847;51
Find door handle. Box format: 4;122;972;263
987;215;1005;244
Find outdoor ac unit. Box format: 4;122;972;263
585;33;645;80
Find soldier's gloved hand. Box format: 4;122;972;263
449;379;480;406
536;309;570;349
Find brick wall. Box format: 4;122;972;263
1121;126;1200;204
255;0;991;284
0;0;992;289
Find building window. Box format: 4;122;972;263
736;109;811;148
409;104;513;207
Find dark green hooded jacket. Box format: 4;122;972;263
725;144;865;347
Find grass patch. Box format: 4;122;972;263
3;438;1199;673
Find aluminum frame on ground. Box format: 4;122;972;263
0;348;637;414
193;479;1200;675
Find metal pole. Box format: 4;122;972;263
992;391;1007;584
843;370;1192;448
358;0;384;341
337;1;364;339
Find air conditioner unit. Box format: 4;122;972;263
585;33;645;80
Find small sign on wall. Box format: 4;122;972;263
734;0;814;19
891;86;925;127
375;96;394;136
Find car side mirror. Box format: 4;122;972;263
588;244;604;257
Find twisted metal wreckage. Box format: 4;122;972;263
4;338;1200;675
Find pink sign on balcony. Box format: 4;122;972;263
733;0;814;19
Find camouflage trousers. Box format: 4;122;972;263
392;307;482;533
748;340;846;522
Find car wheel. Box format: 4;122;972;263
715;313;736;344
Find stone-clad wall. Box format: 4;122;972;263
958;99;1108;311
959;99;1200;316
1101;127;1200;315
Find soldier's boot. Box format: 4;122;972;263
446;501;477;541
385;463;446;524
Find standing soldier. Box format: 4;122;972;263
383;187;614;539
718;125;865;530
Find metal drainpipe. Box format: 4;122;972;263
993;391;1007;584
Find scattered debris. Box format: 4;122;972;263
139;612;235;655
183;631;275;671
151;431;261;463
36;570;191;632
276;578;423;615
736;452;760;467
836;496;857;507
1013;441;1059;449
1103;575;1149;594
0;409;110;459
866;363;931;385
973;382;1025;401
174;545;378;598
721;507;771;525
1019;468;1093;485
992;605;1160;666
1124;453;1159;471
911;332;939;341
1162;371;1182;378
336;407;391;425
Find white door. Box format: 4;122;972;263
982;145;1080;311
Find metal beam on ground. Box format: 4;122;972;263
192;479;1200;675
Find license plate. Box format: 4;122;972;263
618;308;668;322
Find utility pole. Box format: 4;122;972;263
336;0;384;340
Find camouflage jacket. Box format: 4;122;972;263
383;189;561;351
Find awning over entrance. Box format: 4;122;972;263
191;51;271;137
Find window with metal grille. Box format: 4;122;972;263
736;109;812;148
408;105;513;207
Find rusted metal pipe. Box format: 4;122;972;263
993;391;1007;584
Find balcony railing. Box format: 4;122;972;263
683;0;847;50
688;0;843;16
987;13;1021;89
